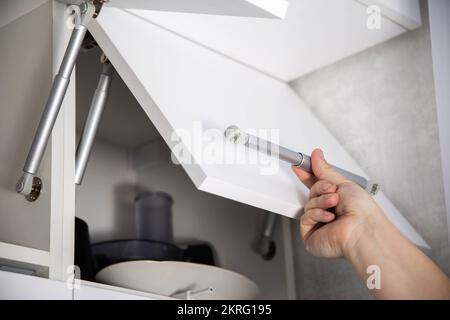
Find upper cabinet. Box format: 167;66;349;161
102;0;289;18
112;0;420;82
89;7;362;219
88;0;427;247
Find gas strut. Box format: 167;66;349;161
16;1;97;201
75;54;114;185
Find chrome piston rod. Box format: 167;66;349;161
225;126;379;195
75;61;114;185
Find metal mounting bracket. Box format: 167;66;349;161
57;0;108;17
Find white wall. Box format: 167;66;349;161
0;1;52;250
75;140;137;243
0;0;48;29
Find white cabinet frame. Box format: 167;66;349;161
49;0;76;281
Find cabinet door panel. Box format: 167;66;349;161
121;0;411;81
89;7;427;248
104;0;288;18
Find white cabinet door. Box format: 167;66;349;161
0;270;72;300
88;5;427;248
103;0;289;18
118;0;418;81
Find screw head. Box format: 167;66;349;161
25;177;42;202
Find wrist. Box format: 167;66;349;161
342;208;385;262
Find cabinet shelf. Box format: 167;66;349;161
0;241;50;277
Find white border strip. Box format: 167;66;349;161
429;0;450;245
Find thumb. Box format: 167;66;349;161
311;149;348;185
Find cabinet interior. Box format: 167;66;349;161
75;46;295;299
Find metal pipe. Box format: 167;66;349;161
225;125;379;195
75;62;114;185
262;212;277;238
257;212;277;260
16;2;95;196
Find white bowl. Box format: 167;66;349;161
95;260;259;300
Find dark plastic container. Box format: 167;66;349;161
91;239;183;271
134;191;174;243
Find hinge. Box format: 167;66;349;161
57;0;108;18
92;0;109;18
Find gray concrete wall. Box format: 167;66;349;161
290;1;450;299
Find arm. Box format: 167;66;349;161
293;149;450;299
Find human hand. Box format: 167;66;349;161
292;149;384;258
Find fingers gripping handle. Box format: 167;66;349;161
297;153;379;195
224;126;379;195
